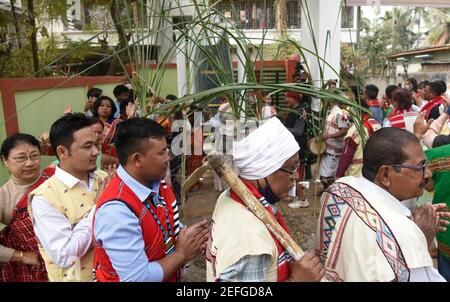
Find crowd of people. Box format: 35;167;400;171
0;70;449;282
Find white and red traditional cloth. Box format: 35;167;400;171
387;109;419;134
317;176;445;282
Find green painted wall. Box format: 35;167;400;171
0;93;9;186
16;87;86;137
94;83;120;99
138;68;178;97
0;87;87;187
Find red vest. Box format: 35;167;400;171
93;175;180;282
421;96;444;120
230;180;292;282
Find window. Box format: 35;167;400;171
216;1;276;30
341;6;354;29
286;0;301;29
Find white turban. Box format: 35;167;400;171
232;117;300;180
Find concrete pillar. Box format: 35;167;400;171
237;45;247;123
301;0;341;110
176;35;188;97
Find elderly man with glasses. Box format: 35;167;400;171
317;127;449;282
206;117;324;282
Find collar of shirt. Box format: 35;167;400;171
55;166;95;191
360;176;412;218
116;165;160;203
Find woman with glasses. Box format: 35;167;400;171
0;133;54;282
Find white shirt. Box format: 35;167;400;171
31;166;96;269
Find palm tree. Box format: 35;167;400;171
380;7;417;52
423;8;450;46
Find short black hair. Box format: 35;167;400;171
350;85;367;108
93;96;117;120
418;80;429;89
435;80;447;95
1;133;40;161
113;85;130;98
427;81;443;97
392;88;412;110
87;87;102;99
115;117;166;166
49;113;96;160
166;94;177;102
364;84;379;100
89;116;104;128
385;85;398;100
406;78;418;92
362;128;419;181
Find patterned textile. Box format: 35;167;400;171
100;119;123;158
0;167;54;282
219;254;271;282
388;109;419;133
324;105;349;156
342;115;381;177
425;144;450;259
320;182;410;281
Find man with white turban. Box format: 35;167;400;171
205;117;324;282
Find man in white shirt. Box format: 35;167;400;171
29;113;110;281
317;127;449;281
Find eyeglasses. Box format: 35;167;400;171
278;163;300;176
389;161;427;176
9;154;41;163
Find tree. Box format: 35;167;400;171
379;7;417;52
423;8;450;46
20;0;69;76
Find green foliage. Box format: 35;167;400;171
423;8;450;46
261;39;302;60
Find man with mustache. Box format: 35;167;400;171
92;118;209;282
317;127;449;281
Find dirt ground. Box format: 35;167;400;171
180;170;320;282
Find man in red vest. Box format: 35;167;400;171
421;81;445;121
93;118;209;282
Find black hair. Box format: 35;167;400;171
364;84;379;100
349;85;367;107
406;78;418;92
119;99;134;117
427;81;443;97
385;85;398;100
418;80;429;89
113;85;130;98
362;128;419;181
87;87;102;99
115;117;167;166
166;94;177;102
93;96;117;120
89;116;104;128
49;113;96;160
435;80;447;95
1;133;40;161
392;88;412;110
127;89;135;102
